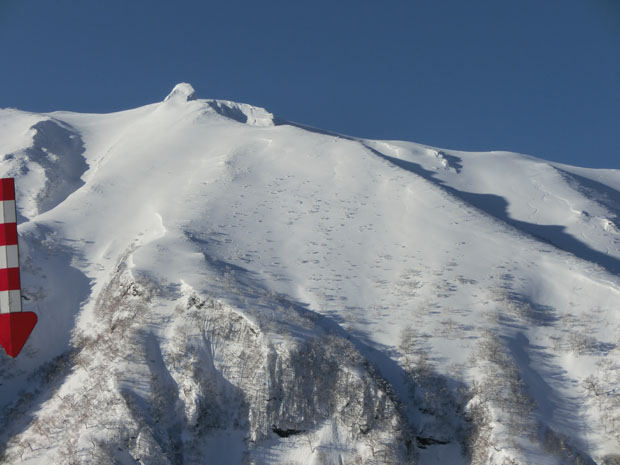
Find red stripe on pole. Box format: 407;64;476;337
0;267;20;291
0;179;15;201
0;223;18;246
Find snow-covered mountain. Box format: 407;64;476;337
0;83;618;465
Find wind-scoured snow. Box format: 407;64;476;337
0;83;618;465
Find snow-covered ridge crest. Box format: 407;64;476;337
205;99;275;127
162;82;274;127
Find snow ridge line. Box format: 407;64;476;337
362;140;620;277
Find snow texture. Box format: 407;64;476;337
0;84;618;465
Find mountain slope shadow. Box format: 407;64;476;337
554;167;620;230
274;120;619;275
368;147;620;276
25;119;88;215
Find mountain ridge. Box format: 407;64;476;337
0;84;618;464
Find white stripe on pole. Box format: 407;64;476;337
0;245;19;268
0;200;17;224
0;290;22;314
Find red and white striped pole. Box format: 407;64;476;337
0;178;37;358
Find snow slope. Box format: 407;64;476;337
0;83;618;465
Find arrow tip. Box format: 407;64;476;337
0;312;38;358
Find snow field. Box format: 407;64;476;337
0;83;618;464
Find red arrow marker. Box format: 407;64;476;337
0;178;37;358
0;312;38;357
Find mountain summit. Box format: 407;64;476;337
0;84;618;465
164;82;197;102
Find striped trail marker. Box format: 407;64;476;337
0;178;37;358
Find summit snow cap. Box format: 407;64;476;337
164;83;197;102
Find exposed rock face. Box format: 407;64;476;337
0;257;414;464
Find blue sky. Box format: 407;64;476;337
1;0;618;168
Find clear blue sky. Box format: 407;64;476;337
1;0;618;168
